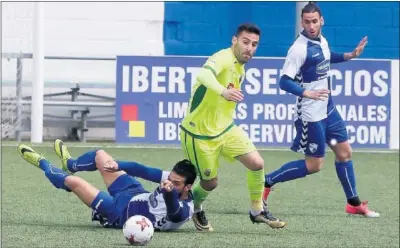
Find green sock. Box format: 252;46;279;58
247;168;265;214
192;182;211;211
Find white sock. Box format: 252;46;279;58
250;209;262;216
194;205;203;213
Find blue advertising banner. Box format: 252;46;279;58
115;56;391;148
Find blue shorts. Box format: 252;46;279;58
91;174;148;228
291;108;348;157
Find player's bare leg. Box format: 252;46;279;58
64;176;100;206
329;141;380;218
95;149;127;188
305;156;324;173
80;149;135;227
237;151;286;228
192;178;217;231
54;140;125;187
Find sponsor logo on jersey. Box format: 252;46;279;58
312;53;320;57
316;59;330;75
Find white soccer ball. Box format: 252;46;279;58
123;215;154;246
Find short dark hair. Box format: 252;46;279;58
301;2;322;18
172;159;197;185
235;23;261;37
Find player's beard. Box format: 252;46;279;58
234;47;250;64
241;52;252;63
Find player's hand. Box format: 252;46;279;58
160;180;174;192
103;160;120;172
303;89;330;101
351;36;368;58
221;88;244;102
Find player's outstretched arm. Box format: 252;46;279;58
104;160;164;183
330;51;346;64
332;36;368;63
160;180;190;223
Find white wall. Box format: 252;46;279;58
2;2;165;84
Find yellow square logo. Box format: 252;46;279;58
128;121;145;137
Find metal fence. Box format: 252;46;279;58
1;53;116;142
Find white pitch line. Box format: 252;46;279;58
1;143;398;154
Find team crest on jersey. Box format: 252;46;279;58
204;169;211;177
316;59;330;74
227;83;234;89
309;143;318;153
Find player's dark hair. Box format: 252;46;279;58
172;159;197;185
301;2;322;18
235;23;261;37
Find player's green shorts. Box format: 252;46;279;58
180;125;256;180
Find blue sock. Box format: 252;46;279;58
335;160;358;199
91;191;114;213
91;191;116;227
265;160;309;187
39;159;71;192
67;150;98;173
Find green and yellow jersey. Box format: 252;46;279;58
181;48;245;139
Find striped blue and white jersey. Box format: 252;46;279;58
282;32;335;122
127;172;194;231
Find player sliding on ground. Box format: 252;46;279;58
180;23;286;231
263;2;379;218
17;139;198;231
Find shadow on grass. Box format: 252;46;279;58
2;219;107;230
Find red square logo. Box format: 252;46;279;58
121;105;138;121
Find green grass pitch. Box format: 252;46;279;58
1;143;399;247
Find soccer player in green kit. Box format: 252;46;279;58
180;23;286;231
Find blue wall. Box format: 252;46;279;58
164;2;399;59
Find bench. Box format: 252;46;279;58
1;99;115;143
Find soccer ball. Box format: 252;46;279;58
123;215;154;246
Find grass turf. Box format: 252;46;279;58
1;144;399;247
